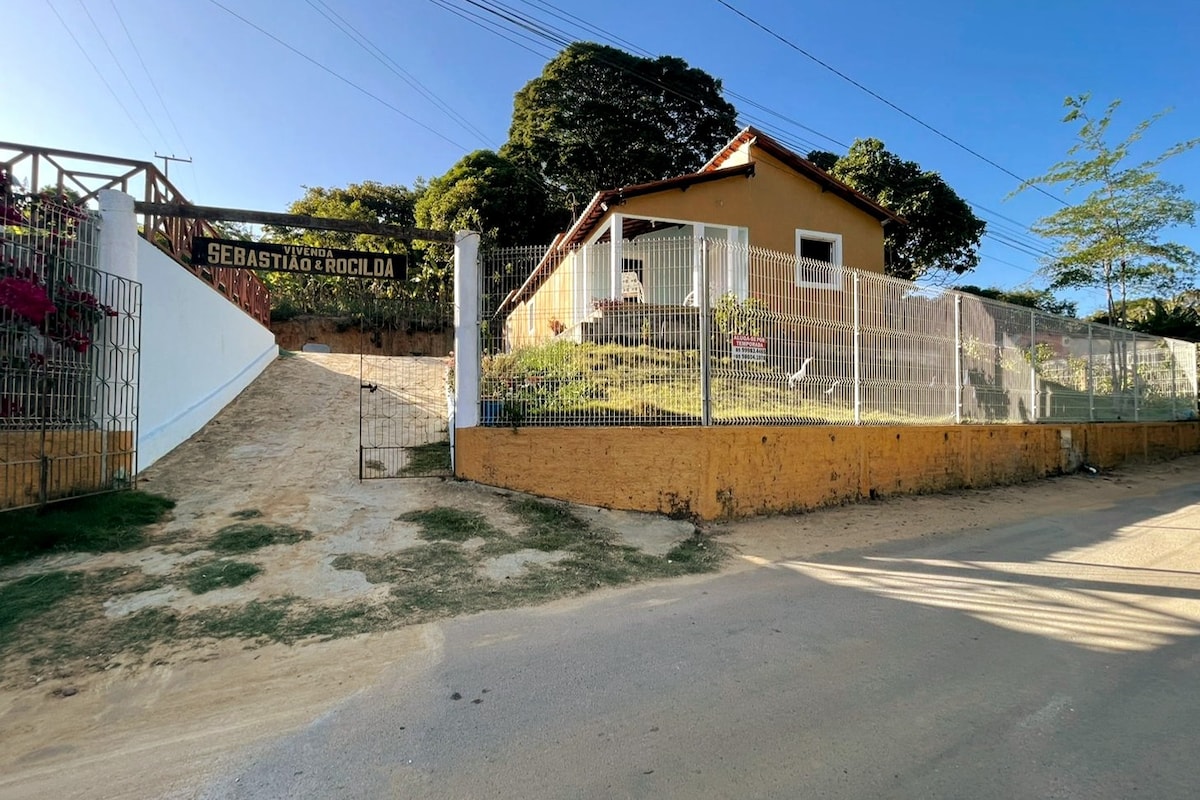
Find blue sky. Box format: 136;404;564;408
7;0;1200;313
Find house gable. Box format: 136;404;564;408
500;127;903;335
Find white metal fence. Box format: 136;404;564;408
478;238;1199;427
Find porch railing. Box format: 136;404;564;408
0;142;270;326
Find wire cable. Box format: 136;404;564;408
107;0;192;158
76;0;170;148
713;0;1068;206
205;0;471;152
44;0;155;152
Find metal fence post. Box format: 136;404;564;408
1132;332;1140;422
852;271;862;425
953;293;963;424
1087;324;1095;421
699;238;712;426
1170;341;1178;420
1029;310;1038;422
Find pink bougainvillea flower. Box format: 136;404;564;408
0;276;56;325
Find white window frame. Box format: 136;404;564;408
795;229;843;291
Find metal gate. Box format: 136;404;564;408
358;292;454;479
1;191;141;510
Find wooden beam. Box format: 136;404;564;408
133;201;456;243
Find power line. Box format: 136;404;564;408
306;0;495;148
441;0;1064;278
205;0;471;152
76;0;170;148
304;0;572;206
428;0;558;59
713;0;1068;207
107;0;192;158
439;0;1061;265
44;0;155;152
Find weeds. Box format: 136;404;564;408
209;523;310;553
398;441;451;476
0;571;82;639
183;559;262;594
0;493;725;683
506;497;604;551
0;492;175;567
398;507;504;542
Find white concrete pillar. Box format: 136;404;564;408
98;190;138;282
96;190;141;479
453;231;481;439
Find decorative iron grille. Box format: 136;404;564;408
1;187;141;510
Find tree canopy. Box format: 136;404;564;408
1011;94;1199;328
414;150;560;247
954;285;1077;318
1087;293;1200;341
502;42;739;207
267;181;423;252
809;139;986;282
811;140;988;281
263;181;431;311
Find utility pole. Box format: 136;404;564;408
154;152;192;180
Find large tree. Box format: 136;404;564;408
502;42;739;205
808;139;986;281
414;150;560;246
413;150;562;301
1011;94;1199;328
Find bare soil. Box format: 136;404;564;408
1;348;1196;799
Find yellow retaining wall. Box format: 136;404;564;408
455;422;1200;520
1;431;134;509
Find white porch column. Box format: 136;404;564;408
453;231;482;442
609;213;623;299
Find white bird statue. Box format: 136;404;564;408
824;378;841;395
787;357;814;390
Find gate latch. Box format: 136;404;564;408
361;383;378;393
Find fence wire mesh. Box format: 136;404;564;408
1;191;140;510
479;237;1198;429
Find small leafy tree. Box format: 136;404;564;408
1012;94;1199;328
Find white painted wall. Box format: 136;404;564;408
98;191;277;471
135;237;277;468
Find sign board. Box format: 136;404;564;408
191;237;406;281
731;334;767;363
621;271;644;301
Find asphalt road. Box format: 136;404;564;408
199;480;1200;800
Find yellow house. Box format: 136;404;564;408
501;126;904;349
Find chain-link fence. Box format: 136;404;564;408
478;238;1198;428
1;190;141;509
